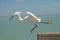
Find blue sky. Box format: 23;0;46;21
0;0;60;16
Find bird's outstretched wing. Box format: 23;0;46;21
31;24;38;33
26;12;40;22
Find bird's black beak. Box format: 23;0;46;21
9;16;14;20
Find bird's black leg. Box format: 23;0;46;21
40;21;48;24
40;20;52;24
31;24;38;33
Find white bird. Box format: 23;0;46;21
9;11;52;33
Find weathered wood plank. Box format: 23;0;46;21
37;32;60;40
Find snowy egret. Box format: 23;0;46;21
9;11;52;33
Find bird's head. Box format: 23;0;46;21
9;11;22;20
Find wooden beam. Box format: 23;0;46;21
37;32;60;40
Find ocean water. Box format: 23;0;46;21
0;15;60;40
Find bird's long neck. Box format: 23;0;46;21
17;13;23;21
